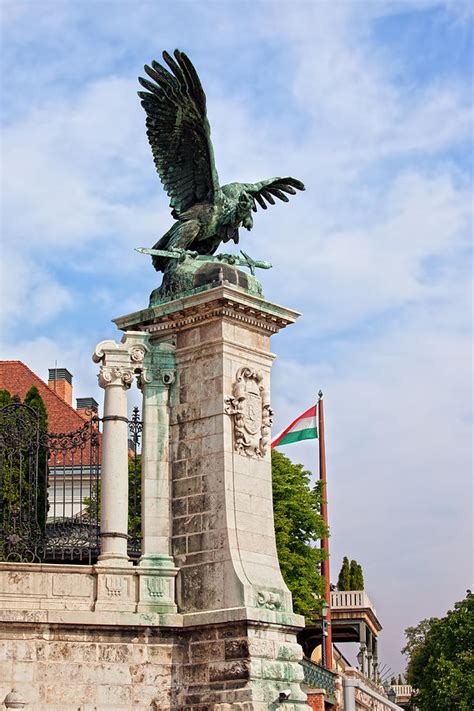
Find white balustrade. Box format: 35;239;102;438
330;590;377;615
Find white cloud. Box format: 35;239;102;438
0;249;73;330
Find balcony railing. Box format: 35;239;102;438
392;684;413;699
331;590;377;615
301;657;337;704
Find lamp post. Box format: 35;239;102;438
320;602;329;669
388;687;397;703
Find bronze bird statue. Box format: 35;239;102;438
138;50;305;272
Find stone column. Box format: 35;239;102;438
372;637;379;682
358;622;368;676
136;340;178;613
92;332;148;611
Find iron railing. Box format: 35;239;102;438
0;402;142;564
301;657;337;704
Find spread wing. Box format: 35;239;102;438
241;177;305;211
138;50;219;216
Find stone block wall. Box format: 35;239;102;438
180;621;307;710
0;623;184;710
0;619;309;710
166;312;293;616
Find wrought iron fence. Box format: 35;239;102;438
0;402;142;564
128;406;142;559
301;657;337;704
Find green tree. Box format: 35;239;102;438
0;388;12;407
271;449;326;619
390;676;397;686
402;591;474;710
349;559;358;588
337;556;351;591
84;455;142;540
0;387;49;560
24;386;49;531
351;561;364;590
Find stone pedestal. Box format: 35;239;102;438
115;285;310;709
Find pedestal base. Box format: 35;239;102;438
94;565;136;613
136;554;178;613
180;615;310;710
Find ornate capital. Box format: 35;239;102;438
137;340;176;391
98;365;135;389
93;332;150;390
225;366;273;458
138;366;176;389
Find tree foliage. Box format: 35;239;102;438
0;388;12;407
84;455;142;537
0;387;49;560
351;561;364;590
337;556;351;591
271;449;327;619
337;557;364;590
402;591;474;710
24;386;49;530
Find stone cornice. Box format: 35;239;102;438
113;285;300;337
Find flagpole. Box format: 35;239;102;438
318;390;333;671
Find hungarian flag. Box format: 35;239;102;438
271;404;318;447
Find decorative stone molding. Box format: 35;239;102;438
139;366;176;388
97;364;135;389
225;366;273;458
113;285;301;337
256;589;282;610
146;300;289;335
105;575;124;597
93;333;149;366
136;565;178;612
129;344;147;363
137;340;176;389
94;567;135;612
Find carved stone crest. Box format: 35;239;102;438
225;367;273;458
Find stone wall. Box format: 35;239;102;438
0;618;307;710
0;623;183;711
181;621;306;710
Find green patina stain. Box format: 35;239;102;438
149;256;264;307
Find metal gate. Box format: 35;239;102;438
0;402;142;564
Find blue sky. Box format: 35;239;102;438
1;0;472;675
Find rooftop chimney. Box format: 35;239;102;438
48;368;73;406
76;397;99;420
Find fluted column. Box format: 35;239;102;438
136;340;178;613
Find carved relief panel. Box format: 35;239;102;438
225;366;273;458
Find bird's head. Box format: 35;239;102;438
236;192;254;231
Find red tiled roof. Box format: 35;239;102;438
0;360;92;434
0;361;102;467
